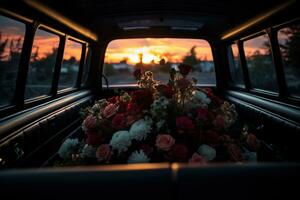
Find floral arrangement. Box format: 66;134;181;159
56;64;260;166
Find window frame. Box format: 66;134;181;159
0;9;90;118
101;37;217;88
226;19;300;106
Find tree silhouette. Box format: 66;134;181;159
183;46;201;66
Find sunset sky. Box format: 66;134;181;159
105;38;214;64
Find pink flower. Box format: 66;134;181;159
83;115;97;130
168;144;189;162
155;134;175;151
176;116;195;132
96;144;112;162
213;115;225;128
189;153;207;164
178;63;192;76
196;108;208;120
86;132;102;146
102;103;118;118
112;113;126;129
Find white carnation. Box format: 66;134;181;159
197;144;216;161
129;117;152;141
127;150;150;163
194;91;211;105
80;144;96;158
151;97;169;117
110;131;132;154
58;138;79;159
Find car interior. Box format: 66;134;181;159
0;0;299;199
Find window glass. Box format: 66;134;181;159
104;38;215;86
0;15;25;107
277;21;300;97
244;34;278;92
228;44;244;86
81;46;91;86
25;29;59;99
58;39;82;90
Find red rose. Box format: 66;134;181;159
133;68;142;79
107;96;118;104
176;116;195;132
196;108;209;121
189;153;207;164
131;89;154;109
213;115;225;128
155;134;175;151
86;132;103;146
117;102;127;113
204;130;220;146
83;115;97;130
157;84;173;99
127;102;141;115
178;63;192;76
102;103;118;118
219;134;232;143
96;144;112;162
126;115;140;126
112;113;126;130
246;134;260;152
177;78;192;92
227;143;244;162
168;144;189;162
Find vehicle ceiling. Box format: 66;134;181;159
2;0;297;40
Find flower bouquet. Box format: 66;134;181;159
56;64;260;166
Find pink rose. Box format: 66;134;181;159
176;116;195;132
155;134;175;151
168;144;189;162
213;115;225;128
102;103;118;118
96;144;112;162
189;153;207;164
83;115;97;130
112;113;126;129
197;108;209;121
86;132;103;146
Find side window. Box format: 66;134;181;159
104;38;216;86
58;39;82;90
81;46;91;86
25;29;60;99
0;15;25;107
277;21;300;97
228;44;244;87
244;34;278;92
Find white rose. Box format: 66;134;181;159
127;150;150;163
194;91;211;105
58;138;79;159
110;131;132;154
197;144;216;161
129;117;152;141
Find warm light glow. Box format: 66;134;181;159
105;38;213;64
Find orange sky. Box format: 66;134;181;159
105;38;214;64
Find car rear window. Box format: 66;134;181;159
103;38;215;86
